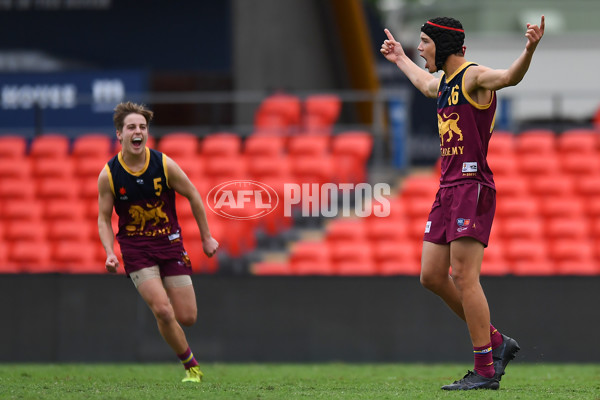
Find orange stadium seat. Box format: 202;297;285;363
52;240;100;274
290;155;334;185
497;216;544;241
494;175;530;199
0;158;31;182
254;93;302;134
0;242;18;273
72;134;114;159
10;240;54;273
329;241;373;272
495;196;538;219
303;94;341;134
487;131;515;156
505;239;554;275
173;157;204;182
555;260;599;276
487;152;519;177
482;240;510;276
74;156;109;181
288;134;330;158
29;134;70;160
2;220;47;244
289;240;332;275
46;219;86;243
548;239;595;264
246;154;291;181
574;176;600;198
560;153;600;177
0;198;42;222
253;113;288;135
557;129;599;155
203;155;247;186
543;217;588;242
528;174;574;198
373;241;421;276
201;132;242;158
35;177;77;201
538;196;584;219
331;131;373;183
44;200;85;222
0;135;27;159
400;174;439;200
404;197;433;221
252;260;293;275
517;153;561;177
514;129;556;155
336;260;379;276
244;134;286;159
0;178;36;201
157;132;199;161
382;196;408;221
325;218;367;244
365;218;409;244
31;157;74;180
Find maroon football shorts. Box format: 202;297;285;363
423;182;496;247
119;240;193;277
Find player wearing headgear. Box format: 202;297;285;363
381;16;545;390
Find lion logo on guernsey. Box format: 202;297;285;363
438;112;463;144
126;201;169;232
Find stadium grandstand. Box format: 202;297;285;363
1;0;599;366
0;0;599;277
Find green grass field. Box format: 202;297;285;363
1;363;598;400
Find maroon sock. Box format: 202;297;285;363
490;324;503;349
177;347;199;370
473;343;495;378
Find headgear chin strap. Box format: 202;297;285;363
421;17;465;71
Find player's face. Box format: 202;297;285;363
418;32;437;73
117;113;148;156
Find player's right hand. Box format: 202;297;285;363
380;28;406;63
105;254;120;273
203;237;219;258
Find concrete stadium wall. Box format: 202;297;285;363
1;275;598;363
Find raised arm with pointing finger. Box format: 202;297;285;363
380;16;544;391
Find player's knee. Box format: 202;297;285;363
450;268;475;291
177;313;197;327
420;269;443;292
152;302;176;323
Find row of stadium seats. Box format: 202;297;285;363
254;128;600;276
0;129;371;273
253;93;342;135
1;127;599;275
253;194;600;276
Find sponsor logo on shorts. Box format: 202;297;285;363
457;218;470;232
425;221;432;233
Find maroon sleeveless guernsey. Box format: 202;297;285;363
437;62;496;189
104;147;181;248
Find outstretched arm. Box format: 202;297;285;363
165;156;219;257
472;15;545;91
380;29;439;98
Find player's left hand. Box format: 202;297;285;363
203;237;219;257
525;15;545;51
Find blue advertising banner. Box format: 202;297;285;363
0;70;147;137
